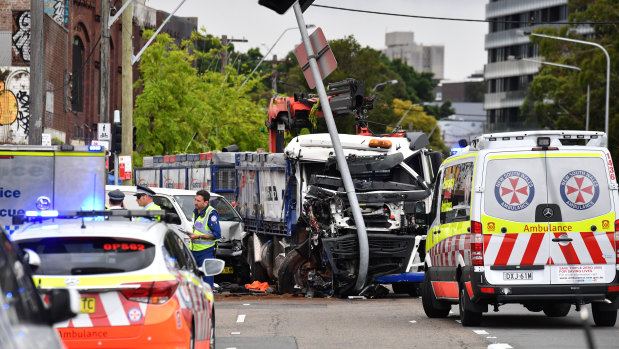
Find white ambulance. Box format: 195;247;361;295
418;130;618;327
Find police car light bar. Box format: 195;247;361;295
14;210;173;225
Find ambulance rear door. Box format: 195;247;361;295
481;151;551;285
545;151;616;284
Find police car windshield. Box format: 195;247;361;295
16;237;156;275
174;195;239;222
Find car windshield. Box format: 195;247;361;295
16;237;156;275
174;195;240;222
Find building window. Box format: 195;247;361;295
71;37;84;112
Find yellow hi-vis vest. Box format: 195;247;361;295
191;206;217;251
136;202;162;222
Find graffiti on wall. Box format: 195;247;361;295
0;68;30;143
44;0;69;26
12;11;30;66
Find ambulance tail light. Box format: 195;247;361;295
120;280;179;304
471;221;484;266
615;220;619;265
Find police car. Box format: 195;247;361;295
11;210;224;348
416;131;619;326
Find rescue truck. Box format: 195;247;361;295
0;144;107;234
239;79;442;296
416;131;619;326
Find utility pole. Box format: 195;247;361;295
220;35;247;74
265;55;290;93
28;0;44;145
99;0;110;123
121;0;133;185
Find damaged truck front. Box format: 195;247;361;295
238;132;441;296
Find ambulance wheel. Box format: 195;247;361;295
591;303;617;327
543;303;571;317
459;284;482;326
421;272;450;318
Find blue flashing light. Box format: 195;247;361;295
83;216;105;222
40;210;59;217
450;146;462;155
89;145;102;151
25;211;39;217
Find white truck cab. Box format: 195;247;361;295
419;130;619;327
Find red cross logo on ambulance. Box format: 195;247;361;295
494;171;535;211
560;170;599;210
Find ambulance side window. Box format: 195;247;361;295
440;162;474;224
428;170;442;224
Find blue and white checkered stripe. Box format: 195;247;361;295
3;226;21;235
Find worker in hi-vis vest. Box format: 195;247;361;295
190;190;221;289
134;185;162;221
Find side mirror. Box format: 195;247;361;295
165;213;182;225
414;201;428;225
48;288;80;324
22;248;41;274
201;258;225;276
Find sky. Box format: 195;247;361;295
145;0;488;81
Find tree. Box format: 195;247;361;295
389;99;448;154
133;31;267;165
424;101;456;119
522;0;619;157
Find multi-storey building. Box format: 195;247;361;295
484;0;569;131
0;0;196;145
384;31;444;80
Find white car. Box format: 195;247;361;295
105;186;249;284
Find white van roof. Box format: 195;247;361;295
469;130;606;151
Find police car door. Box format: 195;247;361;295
545;150;616;285
482;151;551;285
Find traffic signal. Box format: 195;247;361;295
258;0;314;14
112;122;122;153
327;78;365;115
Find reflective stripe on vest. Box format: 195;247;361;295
137;203;162;222
191;206;216;251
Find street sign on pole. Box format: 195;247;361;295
91;140;110;150
98;123;111;141
41;133;51;146
118;155;132;180
294;28;337;89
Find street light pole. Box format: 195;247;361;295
522;58;590;131
528;32;610;147
239;24;315;90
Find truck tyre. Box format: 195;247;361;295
247;236;268;282
459;283;482;326
542;303;571;317
277;249;308;294
421;271;450;318
392;282;418;297
591;303;617;327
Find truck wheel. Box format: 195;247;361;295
542;303;571;317
421;271;450;318
247;236;268;282
277;249;309;294
459;283;482;326
591;303;617;327
392;282;418;297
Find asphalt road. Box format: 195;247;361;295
214;292;618;349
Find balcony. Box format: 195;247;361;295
484;90;527;110
484;58;541;79
486;0;567;19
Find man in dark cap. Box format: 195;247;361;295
107;189;125;210
134;185;162;221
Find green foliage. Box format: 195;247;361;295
523;0;619;157
424;101;456;119
389;99;448;154
133;30;268;162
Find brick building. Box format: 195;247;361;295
0;0;196;144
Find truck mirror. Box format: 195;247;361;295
414;201;427;225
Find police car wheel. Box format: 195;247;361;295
591;302;617;327
421;270;450;318
459;284;482;327
542;303;571;317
